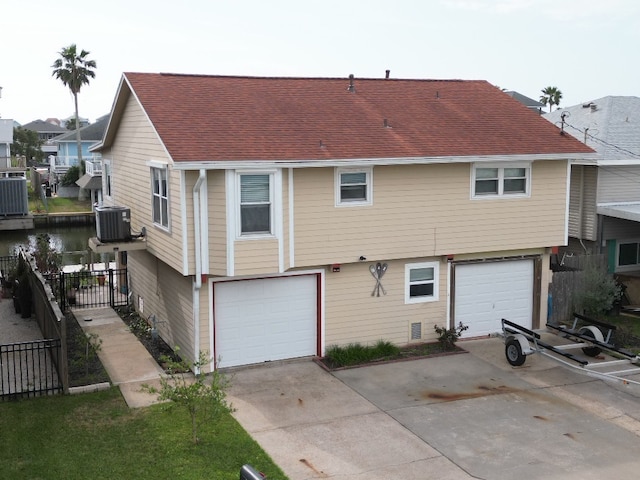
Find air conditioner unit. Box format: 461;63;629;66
0;177;28;216
95;206;131;242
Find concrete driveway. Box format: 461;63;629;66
228;338;640;480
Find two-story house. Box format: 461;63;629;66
20;119;67;160
92;73;594;370
544;97;640;276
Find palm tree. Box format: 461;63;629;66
51;44;97;165
540;86;562;112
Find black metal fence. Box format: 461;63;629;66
50;268;129;311
1;339;63;400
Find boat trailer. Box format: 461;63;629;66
501;314;640;387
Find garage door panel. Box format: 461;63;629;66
215;275;317;368
455;260;533;338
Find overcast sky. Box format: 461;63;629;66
1;0;638;125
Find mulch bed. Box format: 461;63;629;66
113;305;180;366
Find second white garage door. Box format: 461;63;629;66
454;260;533;338
214;275;318;368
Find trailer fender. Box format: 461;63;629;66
578;326;604;357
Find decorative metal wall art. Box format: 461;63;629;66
369;262;388;296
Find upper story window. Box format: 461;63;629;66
473;164;530;198
240;174;272;235
405;262;439;304
336;167;373;206
151;166;169;229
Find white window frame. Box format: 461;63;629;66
405;261;439;304
617;239;640;272
471;163;531;198
150;164;169;230
335;167;373;206
237;172;275;237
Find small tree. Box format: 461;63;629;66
573;258;622;317
31;233;61;274
11;127;45;163
143;350;233;444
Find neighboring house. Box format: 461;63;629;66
92;73;593;370
21;119;67;159
544;97;640;274
61;115;90;130
51;115;108;172
505;91;544;114
53;115;109;206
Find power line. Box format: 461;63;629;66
561;120;640;159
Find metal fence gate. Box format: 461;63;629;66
1;339;62;401
50;268;129;311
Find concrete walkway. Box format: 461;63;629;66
0;294;42;344
73;307;165;408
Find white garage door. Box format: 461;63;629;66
214;275;317;368
454;260;533;338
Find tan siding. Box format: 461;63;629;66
324;258;448;347
582;166;598;241
208;171;227;275
128;250;195;362
568;166;582;238
103;95;185;273
293;161;568;266
598;165;640;203
568;165;598;242
234;238;280;275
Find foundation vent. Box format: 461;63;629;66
411;322;422;340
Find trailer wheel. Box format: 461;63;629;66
505;337;526;366
580;328;602;357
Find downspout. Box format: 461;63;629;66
192;169;206;372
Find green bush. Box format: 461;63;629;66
574;260;622;316
61;165;80;186
324;340;400;367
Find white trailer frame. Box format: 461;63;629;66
501;316;640;387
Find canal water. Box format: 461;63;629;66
0;225;103;265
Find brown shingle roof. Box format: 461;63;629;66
122;72;594;162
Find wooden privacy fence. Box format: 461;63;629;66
548;254;607;325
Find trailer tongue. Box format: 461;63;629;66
501;315;640;387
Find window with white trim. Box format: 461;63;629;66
405;262;439;304
618;241;640;271
473;164;529;197
336;167;372;206
151;166;169;228
239;173;272;235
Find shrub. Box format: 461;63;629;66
574;259;622;316
434;322;468;351
324;340;400;367
61;165;80;186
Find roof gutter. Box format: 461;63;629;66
172;152;598;171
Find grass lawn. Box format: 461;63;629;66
0;388;288;480
29;196;93;214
